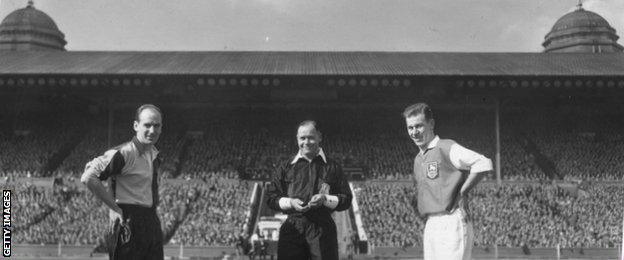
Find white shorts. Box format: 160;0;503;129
423;208;473;260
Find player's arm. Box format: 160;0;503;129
80;150;125;215
449;143;493;196
321;163;352;211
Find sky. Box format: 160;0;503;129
1;0;624;52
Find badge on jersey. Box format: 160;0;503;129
425;161;439;179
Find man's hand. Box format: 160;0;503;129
109;207;123;224
307;194;326;209
290;198;310;212
457;194;471;223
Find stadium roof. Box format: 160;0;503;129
1;51;624;76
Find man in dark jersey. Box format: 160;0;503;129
267;120;352;260
404;103;492;260
81;104;164;260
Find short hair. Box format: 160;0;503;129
134;104;162;121
298;120;322;137
402;103;434;120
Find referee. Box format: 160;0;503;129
266;120;353;260
404;103;492;260
81;104;164;260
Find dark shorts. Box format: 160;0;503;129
108;204;163;260
277;213;338;260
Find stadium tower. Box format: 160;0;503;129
0;0;66;51
542;1;623;53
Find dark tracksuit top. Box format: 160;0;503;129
266;150;352;260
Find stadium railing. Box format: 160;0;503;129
349;182;369;254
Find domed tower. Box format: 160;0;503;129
0;1;66;51
543;2;623;53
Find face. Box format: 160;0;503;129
297;124;321;158
134;108;162;145
405;113;435;150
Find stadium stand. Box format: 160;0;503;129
6;174;251;247
2;103;623;251
0;112;81;176
357;182;623;248
11;104;623;182
169;177;251;246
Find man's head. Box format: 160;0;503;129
403;103;435;150
296;120;322;159
133;104;162;145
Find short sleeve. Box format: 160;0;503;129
83;150;125;180
448;143;492;174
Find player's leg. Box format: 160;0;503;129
277;217;309;260
142;214;164;260
106;224;118;260
113;207;143;260
423;215;440;260
440;209;472;260
307;220;338;260
424;210;472;260
113;237;141;260
460;208;474;260
112;205;163;260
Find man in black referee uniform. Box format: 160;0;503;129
81;104;164;260
267;120;352;260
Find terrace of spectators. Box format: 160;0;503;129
1;102;623;251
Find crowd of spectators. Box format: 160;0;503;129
356;182;425;248
7;174;622;249
55;112;186;178
525;108;624;181
12;176;108;245
499;133;544;181
4;104;624;181
180;107;295;179
491;103;624;181
8;181;58;234
175;106;496;181
357;182;623;248
555;184;624;248
0;113;80;176
470;183;569;247
169;177;251;246
2;103;624;250
55;127;128;175
6;172;251;247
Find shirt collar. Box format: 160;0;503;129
131;136;159;156
291;148;327;164
419;135;440;155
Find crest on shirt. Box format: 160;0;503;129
425;161;439;179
